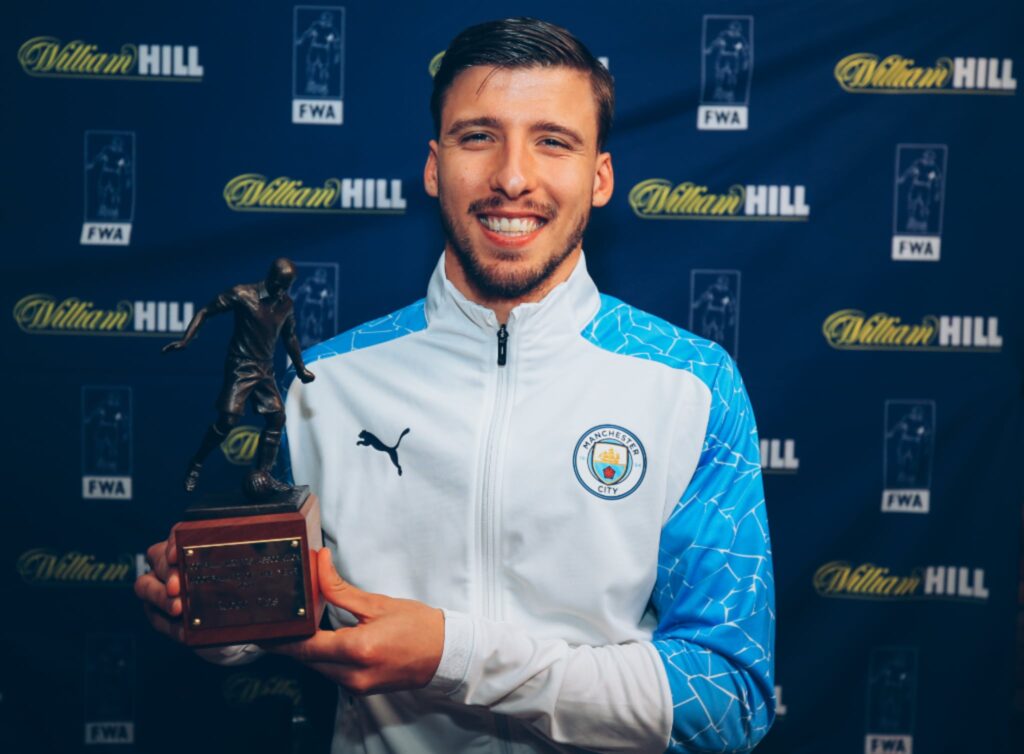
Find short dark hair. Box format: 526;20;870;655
430;18;614;150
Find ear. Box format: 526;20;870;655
424;140;439;198
591;151;614;208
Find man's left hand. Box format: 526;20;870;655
297;367;316;384
265;548;444;694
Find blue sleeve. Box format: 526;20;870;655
652;354;776;753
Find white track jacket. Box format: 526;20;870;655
208;253;775;754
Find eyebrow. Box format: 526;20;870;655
531;121;584;146
445;117;585;146
445;116;501;137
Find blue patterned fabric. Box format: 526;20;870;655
279;299;427;482
301;298;428;368
584;295;776;753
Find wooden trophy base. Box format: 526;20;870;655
173;487;324;647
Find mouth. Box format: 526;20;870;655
476;214;548;245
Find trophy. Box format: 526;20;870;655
163;258;324;647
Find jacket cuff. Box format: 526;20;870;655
427;608;475;695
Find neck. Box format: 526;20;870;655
443;246;581;325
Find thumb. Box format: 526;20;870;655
317;548;375;620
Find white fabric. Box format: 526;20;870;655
207;254;721;753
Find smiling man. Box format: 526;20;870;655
136;17;775;754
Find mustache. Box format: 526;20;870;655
467;196;556;220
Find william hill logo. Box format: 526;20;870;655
814;562;988;602
629;180;809;220
428;51;445;77
822;311;1002;352
18;37;203;81
223;674;302;707
760;438;799;473
17;548;133;586
835;54;1016;94
14;295;193;336
224;174;406;214
221;425;259;465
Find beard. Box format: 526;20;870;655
439;190;588;301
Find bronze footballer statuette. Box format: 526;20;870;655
163;257;315;500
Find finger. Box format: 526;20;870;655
264;627;363;665
146;541;170;581
143;603;184;643
309;661;359;688
134;573;182;616
137;572;181;616
166;568;181;598
317;548;376;619
165;531;178;565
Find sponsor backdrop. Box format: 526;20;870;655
3;1;1022;752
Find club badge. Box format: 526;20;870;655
573;425;647;500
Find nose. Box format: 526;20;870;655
489;138;535;199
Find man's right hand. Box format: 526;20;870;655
134;532;185;643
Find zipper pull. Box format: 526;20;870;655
497;324;508;366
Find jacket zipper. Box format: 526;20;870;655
497;324;508;366
479;323;512;621
482;322;514;754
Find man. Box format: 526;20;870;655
86;134;131;219
704;20;751;103
897;148;943;233
296;10;342;96
162;257;316;496
136;18;775;753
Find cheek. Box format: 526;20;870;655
549;169;594;213
441;151;491;186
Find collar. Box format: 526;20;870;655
257;281;270;301
423;250;602;360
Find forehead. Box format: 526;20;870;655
441;65;598;138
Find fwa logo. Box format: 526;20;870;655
865;647;917;754
893;145;947;261
294;262;339;348
690;270;740;357
85;634;135;745
883;401;935;514
835;53;1016;94
14;295;193;336
82;386;132;500
573;425;647;500
761;438;799;473
293;6;345;124
822;311;1002;352
82;131;134;245
629;180;808;219
699;15;753;130
18;37;202;81
223;173;405;213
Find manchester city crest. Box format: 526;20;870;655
573;425;647;500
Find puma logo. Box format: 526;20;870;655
357;428;410;476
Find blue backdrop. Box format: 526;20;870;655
4;1;1023;752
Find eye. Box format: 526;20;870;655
540;137;570;149
460;132;492;144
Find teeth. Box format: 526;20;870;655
479;216;543;234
